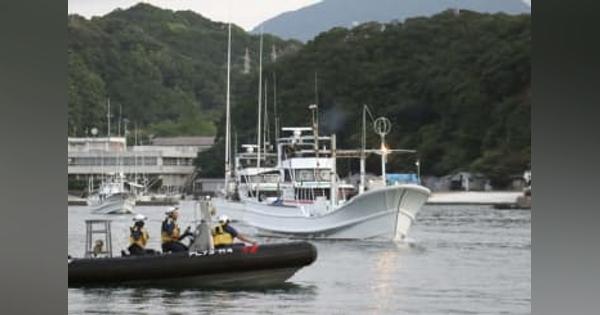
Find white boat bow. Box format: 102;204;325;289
217;184;429;241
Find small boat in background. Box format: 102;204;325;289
87;173;136;214
135;192;180;206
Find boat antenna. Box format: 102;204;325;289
118;103;122;137
311;72;319;158
224;21;232;195
256;29;263;170
134;122;138;184
314;71;319;106
234;129;238;176
360;105;376;193
273;72;279;140
106;98;111;138
264;79;269;152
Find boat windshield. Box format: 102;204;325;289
238;155;277;168
295;169;331;182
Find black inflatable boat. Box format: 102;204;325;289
69;242;317;288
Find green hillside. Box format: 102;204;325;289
68;3;300;139
200;10;530;187
68;4;530;187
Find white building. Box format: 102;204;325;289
68;136;214;191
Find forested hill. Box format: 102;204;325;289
68;3;300;138
199;10;530;187
68;4;530;186
252;0;530;42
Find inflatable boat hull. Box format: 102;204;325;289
68;242;317;288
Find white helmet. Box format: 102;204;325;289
165;207;178;215
133;214;147;222
218;214;230;224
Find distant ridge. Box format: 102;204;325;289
252;0;531;41
67;3;299;138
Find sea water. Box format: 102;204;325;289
68;202;530;314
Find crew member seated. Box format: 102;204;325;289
92;240;104;257
161;207;193;253
212;215;257;248
128;214;155;256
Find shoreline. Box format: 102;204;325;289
427;191;530;208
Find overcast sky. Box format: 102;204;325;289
69;0;531;31
68;0;321;31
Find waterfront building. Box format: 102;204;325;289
68;136;214;192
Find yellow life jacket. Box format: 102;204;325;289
212;224;234;247
129;226;149;248
161;218;181;243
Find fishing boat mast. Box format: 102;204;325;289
224;22;232;195
264;79;269;152
360;105;375;193
256;31;263;171
330;134;337;208
106;98;111;138
273;73;279;140
313;72;319;158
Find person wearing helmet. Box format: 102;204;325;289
212;214;257;248
161;207;193;253
128;214;150;256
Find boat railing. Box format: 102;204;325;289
84;220;113;258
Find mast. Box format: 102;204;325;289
224;22;232;194
105;98;111;184
313;72;319;157
360;105;366;194
314;71;318;107
134;122;138;184
381;135;387;184
273;72;279;140
360;105;375;193
118;104;122;137
264;79;269;152
330;134;337;208
256;31;263;170
234;130;238;174
106;98;111;138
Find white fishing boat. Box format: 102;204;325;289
217;122;430;241
215;26;429;240
87;173;136;214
